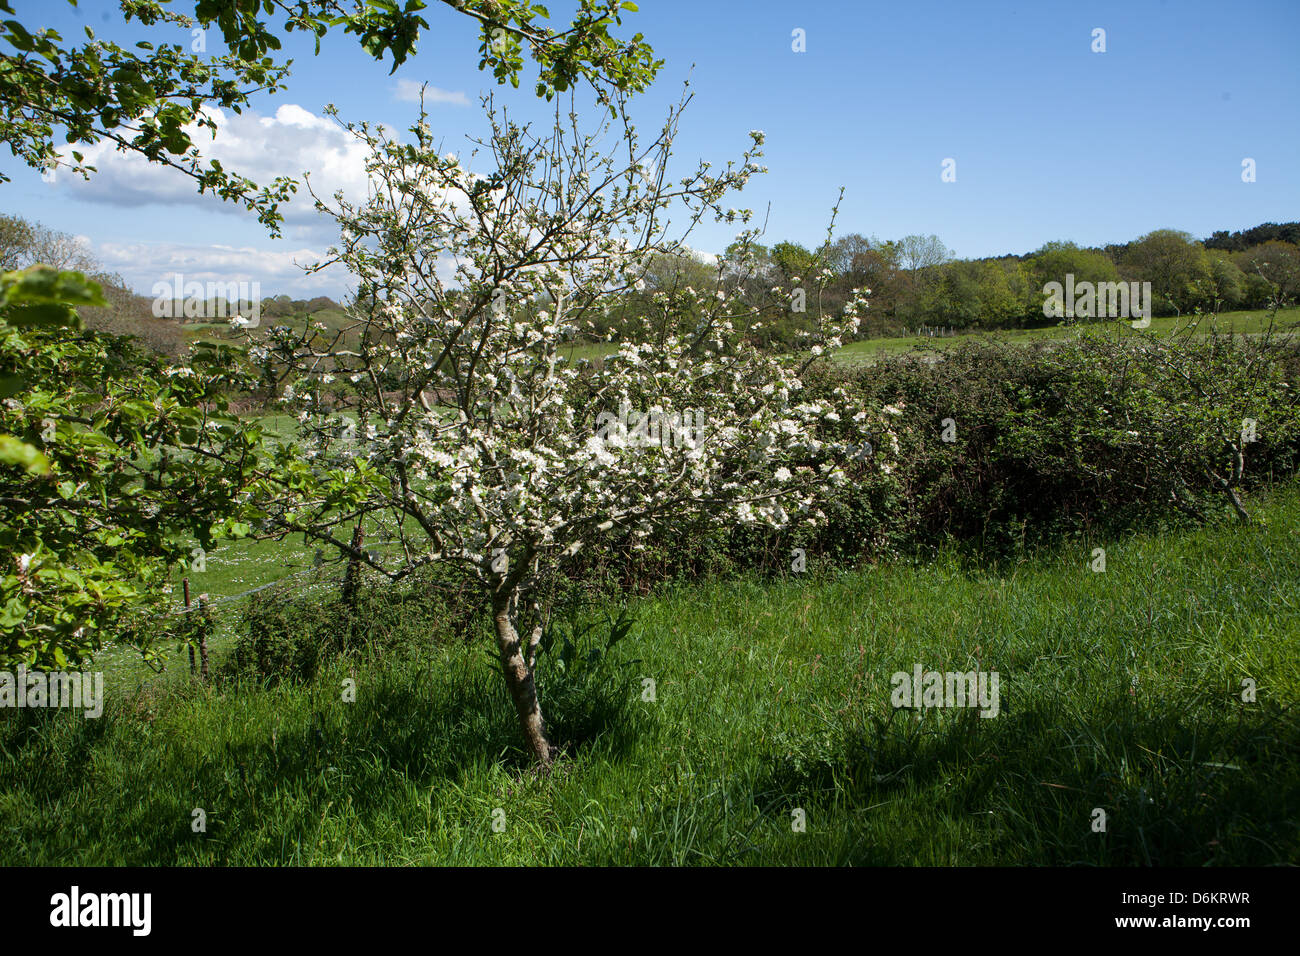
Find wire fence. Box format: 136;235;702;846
168;564;341;615
164;535;406;616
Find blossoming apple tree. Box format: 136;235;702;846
252;87;894;764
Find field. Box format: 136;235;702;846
834;307;1300;364
189;306;1300;367
4;480;1296;866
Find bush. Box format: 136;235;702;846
230;329;1300;653
229;587;343;683
559;328;1300;587
813;328;1300;552
227;564;492;684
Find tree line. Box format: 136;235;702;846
597;222;1300;350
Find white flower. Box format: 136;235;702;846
774;466;792;482
883;404;904;416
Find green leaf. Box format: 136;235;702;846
0;435;52;475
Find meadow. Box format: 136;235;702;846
184;306;1300;369
834;306;1300;364
3;0;1297;887
3;480;1296;866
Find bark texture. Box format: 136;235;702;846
492;591;554;765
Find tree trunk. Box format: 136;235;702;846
492;592;554;766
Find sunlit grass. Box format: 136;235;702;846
3;483;1296;865
834;306;1300;365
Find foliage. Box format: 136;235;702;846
0;266;260;667
705;223;1300;339
0;0;660;234
247;88;882;762
228;563;489;684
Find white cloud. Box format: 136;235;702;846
393;80;470;106
50;105;374;239
93;239;351;300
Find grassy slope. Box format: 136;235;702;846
179;305;1300;369
2;485;1297;866
501;307;1300;367
835;306;1300;364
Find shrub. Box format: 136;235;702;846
227;564;492;684
818;329;1300;552
561;329;1300;583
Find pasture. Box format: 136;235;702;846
4;481;1296;866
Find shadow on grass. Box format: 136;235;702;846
0;646;654;865
750;688;1300;865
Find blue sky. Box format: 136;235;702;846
3;0;1297;299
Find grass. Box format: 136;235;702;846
179;304;1300;370
834;306;1300;365
2;482;1297;866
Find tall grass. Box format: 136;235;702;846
2;487;1297;865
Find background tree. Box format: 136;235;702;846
1195;252;1248;311
1029;240;1118;288
0;213;33;271
769;240;817;283
1205;221;1300;253
922;258;1019;329
1233;241;1300;306
895;234;951;325
1122;229;1210;316
825;233;900;334
897;233;952;273
994;256;1041;325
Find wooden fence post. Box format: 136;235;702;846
198;594;210;680
184;577;195;676
341;521;365;608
